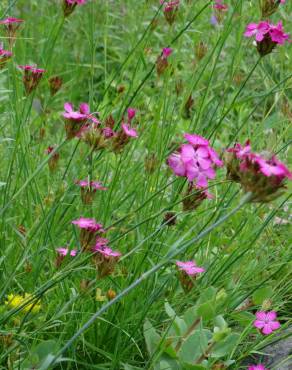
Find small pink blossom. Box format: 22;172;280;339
122;123;138;138
184;133;209;147
56;248;77;257
214;0;228;11
0;47;12;57
248;365;266;370
127;108;136;122
76;180;107;191
227;140;251;159
93;246;122;258
244;21;270;42
72;217;104;232
244;21;290;45
162;47;173;59
0;17;24;25
253;311;281;335
269;21;290;45
66;0;86;4
176;261;205;276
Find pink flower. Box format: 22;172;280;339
95;237;109;248
176;260;205;276
252;155;292;180
244;21;270;42
214;0;228;11
72;217;104;232
122;123;138;138
0;48;12;57
269;21;290;45
76;180;107;191
168;133;222;188
127;108;136;122
66;0;87;4
56;248;77;257
227;140;251;159
94;246;122;258
162;47;173;59
248;365;266;370
63;103;88;121
184;133;209;147
253;311;281;335
18;65;45;94
0;17;24;25
63;0;87;17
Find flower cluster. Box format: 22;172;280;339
63;0;87;17
0;17;24;46
225;140;292;202
72;217;105;251
0;45;12;69
64;104;138;152
176;260;205;291
168;133;223;187
160;0;180;25
93;238;122;277
244;21;290;56
5;293;41;314
156;47;173;75
76;179;107;204
253;310;280;335
19;65;46;95
55;247;77;267
211;0;228;25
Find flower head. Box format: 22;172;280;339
56;247;77;257
127;108;136;122
161;1;180;25
0;45;12;69
162;47;173;59
121;123;138;138
225;141;291;202
72;217;104;232
248;365;266;370
76;179;107;191
63;0;87;16
5;293;41;313
213;0;228;11
176;260;205;276
168;133;223;189
244;20;290;56
253;311;280;335
94;246;122;258
18;65;45;94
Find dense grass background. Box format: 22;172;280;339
0;0;291;369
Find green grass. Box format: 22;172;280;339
0;0;291;369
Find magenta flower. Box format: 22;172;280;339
160;1;180;25
18;65;45;94
127;108;136;122
244;20;290;56
176;261;205;276
63;0;87;16
72;217;104;232
248;365;266;370
226;140;292;201
121;123;138;138
0;17;24;25
213;0;228;11
94;246;122;258
253;311;281;335
0;17;24;44
56;248;77;257
168;133;222;188
76;179;107;191
162;47;173;59
0;46;12;69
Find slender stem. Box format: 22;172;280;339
44;192;253;369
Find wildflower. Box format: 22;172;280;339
161;0;180;25
176;260;205;291
244;21;290;56
212;0;228;24
183;184;214;211
93;242;122;277
0;17;24;46
55;247;77;268
261;0;286;17
63;102;99;139
0;45;12;69
76;179;107;205
49;76;63;96
156;47;173;75
72;217;105;251
5;293;41;314
46;145;60;173
225;141;292;202
176;260;205;276
19;65;45;95
127;108;136;122
253;311;280;335
167;133;223;188
248;365;266;370
107;289;117;300
63;0;87;17
111;123;138;152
